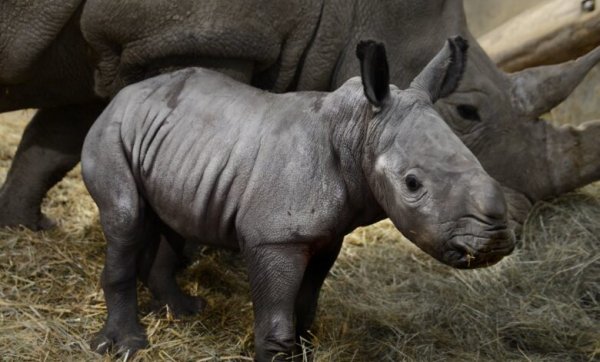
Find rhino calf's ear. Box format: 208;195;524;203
356;40;391;108
411;36;469;103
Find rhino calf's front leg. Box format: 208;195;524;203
245;244;310;361
294;241;343;342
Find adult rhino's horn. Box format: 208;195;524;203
509;45;600;117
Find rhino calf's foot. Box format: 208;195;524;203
90;323;148;357
152;293;207;317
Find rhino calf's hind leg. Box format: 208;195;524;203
82;136;149;356
143;232;207;317
90;205;150;357
133;214;205;316
0;103;104;230
90;204;150;356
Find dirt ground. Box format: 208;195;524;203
1;3;600;361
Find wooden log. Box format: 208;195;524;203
479;0;600;72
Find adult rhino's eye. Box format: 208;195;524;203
456;105;481;122
405;174;422;192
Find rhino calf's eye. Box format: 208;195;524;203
405;174;422;192
456;104;481;121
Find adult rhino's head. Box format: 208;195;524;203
357;37;515;269
434;40;600;204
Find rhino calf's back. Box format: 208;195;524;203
84;67;352;251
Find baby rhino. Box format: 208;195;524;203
82;37;514;361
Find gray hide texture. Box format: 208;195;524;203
0;0;95;109
1;0;599;236
0;0;102;230
81;38;514;360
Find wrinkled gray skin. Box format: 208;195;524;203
0;0;103;229
82;39;513;360
1;0;599;232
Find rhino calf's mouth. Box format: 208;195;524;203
445;223;515;269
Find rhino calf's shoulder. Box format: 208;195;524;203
82;37;514;361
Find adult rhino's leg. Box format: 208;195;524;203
0;102;105;230
140;230;206;317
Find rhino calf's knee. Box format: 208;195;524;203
82;37;514;361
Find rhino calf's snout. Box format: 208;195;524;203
436;173;516;269
468;174;508;225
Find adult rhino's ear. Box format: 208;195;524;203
356;40;390;108
410;36;468;103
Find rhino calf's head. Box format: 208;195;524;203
357;37;515;268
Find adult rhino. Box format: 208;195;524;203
1;0;600;232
